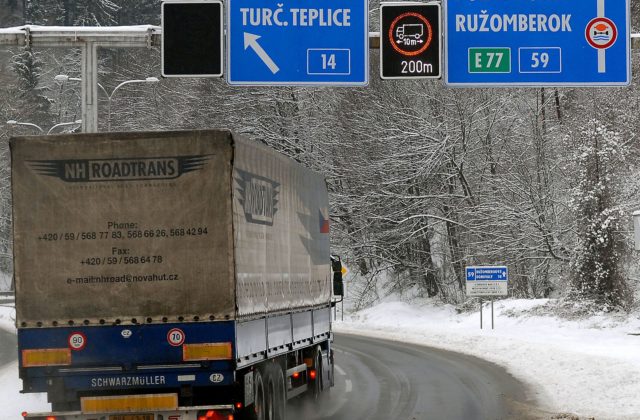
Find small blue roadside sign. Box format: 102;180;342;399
466;266;508;296
444;0;630;86
227;0;368;85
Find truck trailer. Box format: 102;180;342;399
11;130;341;420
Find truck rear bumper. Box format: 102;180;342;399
24;404;235;420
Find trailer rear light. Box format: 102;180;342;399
183;342;233;361
235;402;243;409
292;371;300;379
21;348;71;367
309;369;317;380
197;409;232;420
80;393;178;413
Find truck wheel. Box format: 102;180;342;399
310;347;322;399
265;368;275;420
246;369;265;420
269;363;287;420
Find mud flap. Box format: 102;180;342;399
320;349;332;390
244;370;255;406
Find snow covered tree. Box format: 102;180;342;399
569;120;631;309
25;0;119;26
10;46;52;127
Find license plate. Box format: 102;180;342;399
109;415;154;420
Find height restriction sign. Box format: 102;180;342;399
380;2;441;79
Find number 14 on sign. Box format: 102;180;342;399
307;48;351;75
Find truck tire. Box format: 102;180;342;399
265;368;275;420
309;346;322;400
268;363;287;420
245;369;265;420
264;362;287;420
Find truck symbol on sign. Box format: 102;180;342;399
396;24;424;41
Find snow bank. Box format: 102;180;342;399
0;361;50;419
335;298;640;420
0;304;15;334
0;305;51;418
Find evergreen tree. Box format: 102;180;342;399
11;46;51;126
24;0;120;26
570;120;631;309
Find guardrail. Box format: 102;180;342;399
0;291;15;304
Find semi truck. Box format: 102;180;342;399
11;130;342;420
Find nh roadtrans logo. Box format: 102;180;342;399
28;155;211;182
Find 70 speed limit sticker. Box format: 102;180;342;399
167;328;186;346
68;332;87;351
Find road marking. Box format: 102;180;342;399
335;364;346;376
345;379;352;393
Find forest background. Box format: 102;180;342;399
1;0;640;312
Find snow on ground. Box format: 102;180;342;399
0;304;15;334
0;271;12;291
0;305;51;419
335;297;640;420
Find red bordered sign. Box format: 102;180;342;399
585;17;618;50
68;332;87;351
167;328;186;346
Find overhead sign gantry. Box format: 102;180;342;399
444;0;630;86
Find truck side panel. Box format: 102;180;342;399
236;307;331;368
232;136;331;318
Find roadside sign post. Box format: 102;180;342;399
380;2;441;79
491;299;494;330
444;0;630;86
466;266;508;329
480;298;483;329
227;0;368;85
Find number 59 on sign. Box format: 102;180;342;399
518;47;561;73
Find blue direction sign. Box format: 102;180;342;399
466;266;508;281
466;266;508;296
227;0;368;85
445;0;630;86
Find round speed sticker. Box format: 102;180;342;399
167;328;185;346
68;332;87;351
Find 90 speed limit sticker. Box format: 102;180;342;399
68;332;87;351
167;328;185;346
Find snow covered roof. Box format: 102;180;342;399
0;25;161;47
0;25;160;34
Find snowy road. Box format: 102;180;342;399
0;325;540;419
290;333;539;420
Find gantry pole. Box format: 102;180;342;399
0;25;160;133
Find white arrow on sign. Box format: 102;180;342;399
244;32;280;74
